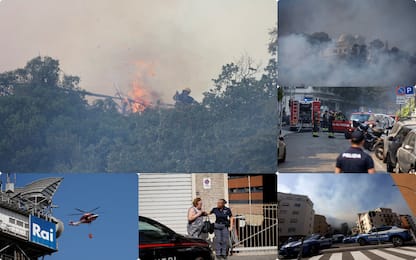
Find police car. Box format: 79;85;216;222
278;234;332;258
355;226;413;247
139;216;215;260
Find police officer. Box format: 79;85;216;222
210;199;233;259
335;130;375;173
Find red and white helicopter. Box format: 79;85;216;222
69;207;100;226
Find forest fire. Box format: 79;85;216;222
127;61;158;113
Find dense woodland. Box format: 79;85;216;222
0;36;278;173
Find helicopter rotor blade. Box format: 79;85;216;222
75;208;87;213
88;206;100;213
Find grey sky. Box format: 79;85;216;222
278;0;416;53
0;0;275;102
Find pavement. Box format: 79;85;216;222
278;130;386;173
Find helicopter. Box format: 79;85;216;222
69;207;100;226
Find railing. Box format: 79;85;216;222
231;204;277;252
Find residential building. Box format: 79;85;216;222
278;192;314;238
313;214;329;235
357;208;401;233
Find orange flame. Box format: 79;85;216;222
128;61;157;113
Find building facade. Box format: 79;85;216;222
313;214;329;235
357;208;401;233
278;192;314;239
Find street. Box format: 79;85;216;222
279;244;416;260
305;246;416;260
278;131;386;173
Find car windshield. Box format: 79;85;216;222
351;114;371;122
304;234;320;240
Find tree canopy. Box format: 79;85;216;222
0;54;277;173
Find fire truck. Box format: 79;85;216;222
289;97;321;132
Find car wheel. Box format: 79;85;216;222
392;236;404;247
358;238;367;246
374;144;384;161
309;245;319;255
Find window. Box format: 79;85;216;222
9;218;15;224
278;218;285;223
281;202;290;207
292;211;299;215
280;210;287;214
294;203;301;207
290;219;298;223
16;220;23;227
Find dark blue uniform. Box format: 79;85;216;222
336;147;374;173
210;207;232;259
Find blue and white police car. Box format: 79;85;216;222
278;234;332;258
355;226;413;247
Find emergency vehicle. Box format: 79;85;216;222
289;98;321;132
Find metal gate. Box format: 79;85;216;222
231;204;277;255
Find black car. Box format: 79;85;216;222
397;129;416;173
139;216;215;260
384;119;416;172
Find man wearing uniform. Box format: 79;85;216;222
335;131;375;173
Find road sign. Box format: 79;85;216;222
396;86;414;96
396;96;407;105
405;86;414;95
203;178;211;189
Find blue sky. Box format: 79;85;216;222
278;174;414;226
3;173;138;260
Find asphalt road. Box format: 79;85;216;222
278;131;386;173
279;244;416;259
304;245;416;259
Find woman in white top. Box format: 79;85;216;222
187;198;208;238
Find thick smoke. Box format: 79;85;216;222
278;33;416;86
278;0;416;87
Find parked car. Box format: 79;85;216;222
278;234;332;258
332;234;345;243
342;235;358;244
139;216;215;260
383;119;416;172
355;226;413;247
396;129;416;173
278;136;286;163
